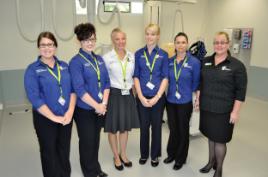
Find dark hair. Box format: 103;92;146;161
174;32;188;43
74;23;96;41
37;31;58;48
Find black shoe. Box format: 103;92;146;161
119;155;132;167
163;156;174;164
151;158;159;167
139;158;147;165
199;162;215;173
114;158;124;171
98;171;108;177
173;163;183;170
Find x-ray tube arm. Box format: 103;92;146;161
97;0;121;27
15;0;45;42
52;0;76;41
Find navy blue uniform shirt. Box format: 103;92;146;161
69;48;110;110
167;52;201;104
24;56;73;116
134;45;169;97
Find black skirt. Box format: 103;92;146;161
199;110;234;143
104;88;140;133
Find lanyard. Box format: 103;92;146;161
79;53;101;89
143;50;158;81
174;56;188;91
46;62;63;97
115;51;128;88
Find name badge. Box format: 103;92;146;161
98;92;103;100
175;91;181;100
146;82;155;90
121;89;130;95
58;96;66;106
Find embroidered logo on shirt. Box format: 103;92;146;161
36;69;47;73
60;66;67;70
98;61;104;65
184;63;192;69
205;62;212;66
222;66;231;71
140;55;146;58
84;63;91;67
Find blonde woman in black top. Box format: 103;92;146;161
196;31;247;177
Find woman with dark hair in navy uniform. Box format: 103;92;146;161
163;32;200;170
24;31;76;177
69;23;110;177
134;24;169;167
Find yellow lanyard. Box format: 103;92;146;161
143;50;158;81
79;53;101;89
174;56;188;91
46;62;63;97
115;51;128;88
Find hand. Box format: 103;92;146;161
52;116;64;124
194;98;199;111
95;103;107;115
140;96;151;107
148;96;159;107
62;112;73;126
230;111;239;124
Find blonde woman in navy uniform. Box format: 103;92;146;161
103;28;139;171
163;32;200;170
134;24;168;167
69;23;110;177
24;31;76;177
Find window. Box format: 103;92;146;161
104;1;130;13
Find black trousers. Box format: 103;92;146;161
137;96;166;160
166;101;193;164
33;110;73;177
74;107;103;177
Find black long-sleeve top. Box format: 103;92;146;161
200;53;247;113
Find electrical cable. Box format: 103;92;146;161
15;0;44;42
51;0;76;41
97;0;121;27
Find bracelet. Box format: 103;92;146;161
156;93;161;99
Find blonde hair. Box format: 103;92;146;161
111;27;126;39
215;31;230;43
145;23;160;35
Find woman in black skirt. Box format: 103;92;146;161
103;28;139;171
196;31;247;177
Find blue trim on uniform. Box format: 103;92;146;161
24;56;73;116
69;48;110;110
167;52;201;104
134;45;169;97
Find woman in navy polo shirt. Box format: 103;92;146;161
134;23;168;167
163;32;200;170
24;31;76;177
69;23;110;177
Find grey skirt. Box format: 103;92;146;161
104;88;140;133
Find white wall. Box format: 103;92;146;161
0;0;145;70
204;0;268;68
0;0;209;70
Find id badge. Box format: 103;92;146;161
98;92;103;99
121;89;130;95
58;96;66;106
175;91;181;100
146;81;155;90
